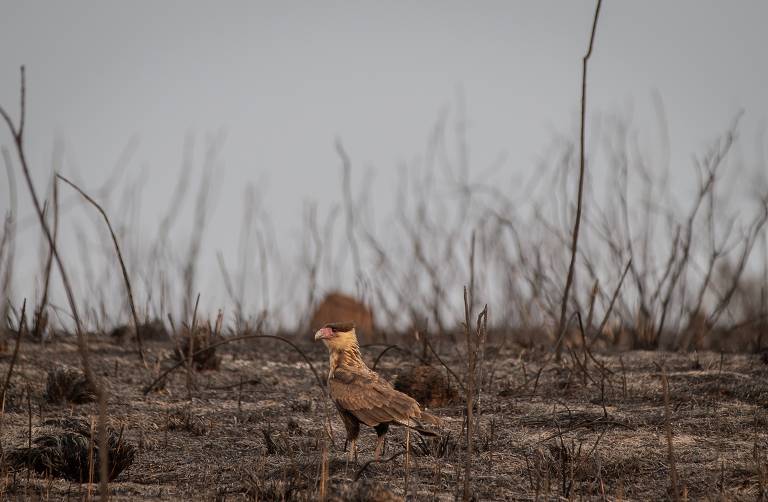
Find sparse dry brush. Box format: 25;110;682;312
0;2;767;499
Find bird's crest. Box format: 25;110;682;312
324;321;356;333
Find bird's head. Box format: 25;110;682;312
314;322;358;351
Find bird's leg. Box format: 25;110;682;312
373;423;389;461
346;439;357;468
344;439;355;474
374;435;385;461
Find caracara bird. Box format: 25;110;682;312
315;322;440;462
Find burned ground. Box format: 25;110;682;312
0;333;766;501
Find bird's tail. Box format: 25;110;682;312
399;422;439;437
398;411;443;437
419;411;443;427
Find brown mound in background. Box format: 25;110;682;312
310;292;376;343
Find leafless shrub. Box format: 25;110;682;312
524;436;607;500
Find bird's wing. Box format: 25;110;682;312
329;366;422;428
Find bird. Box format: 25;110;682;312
314;321;441;463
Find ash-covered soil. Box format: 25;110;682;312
0;333;767;501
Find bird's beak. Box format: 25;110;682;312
314;327;332;341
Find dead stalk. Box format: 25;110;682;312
0;299;25;412
319;438;328;502
186;293;200;399
556;0;603;360
463;286;474;501
0;148;17;325
34;173;58;340
660;365;680;501
98;389;109;499
404;428;411;499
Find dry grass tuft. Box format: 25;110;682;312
43;365;97;405
0;380;27;412
262;428;290;455
6;417;135;482
165;408;208;436
173;325;221;370
410;432;458;459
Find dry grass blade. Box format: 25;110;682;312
1;298;25;411
318;438;328;502
659;364;680;502
594;258;632;346
34;173;58;341
56;174;145;366
97;389;109;499
0;148;17;325
185;293;201;397
463;286;474;501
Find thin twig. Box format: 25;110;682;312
335;138;363;284
34;173;58;340
422;335;467;393
56;174;146;365
144;334;326;395
463;286;474;501
594;259;632;345
186;293;200;397
354;449;406;481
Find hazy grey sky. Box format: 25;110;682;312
2;1;767;318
